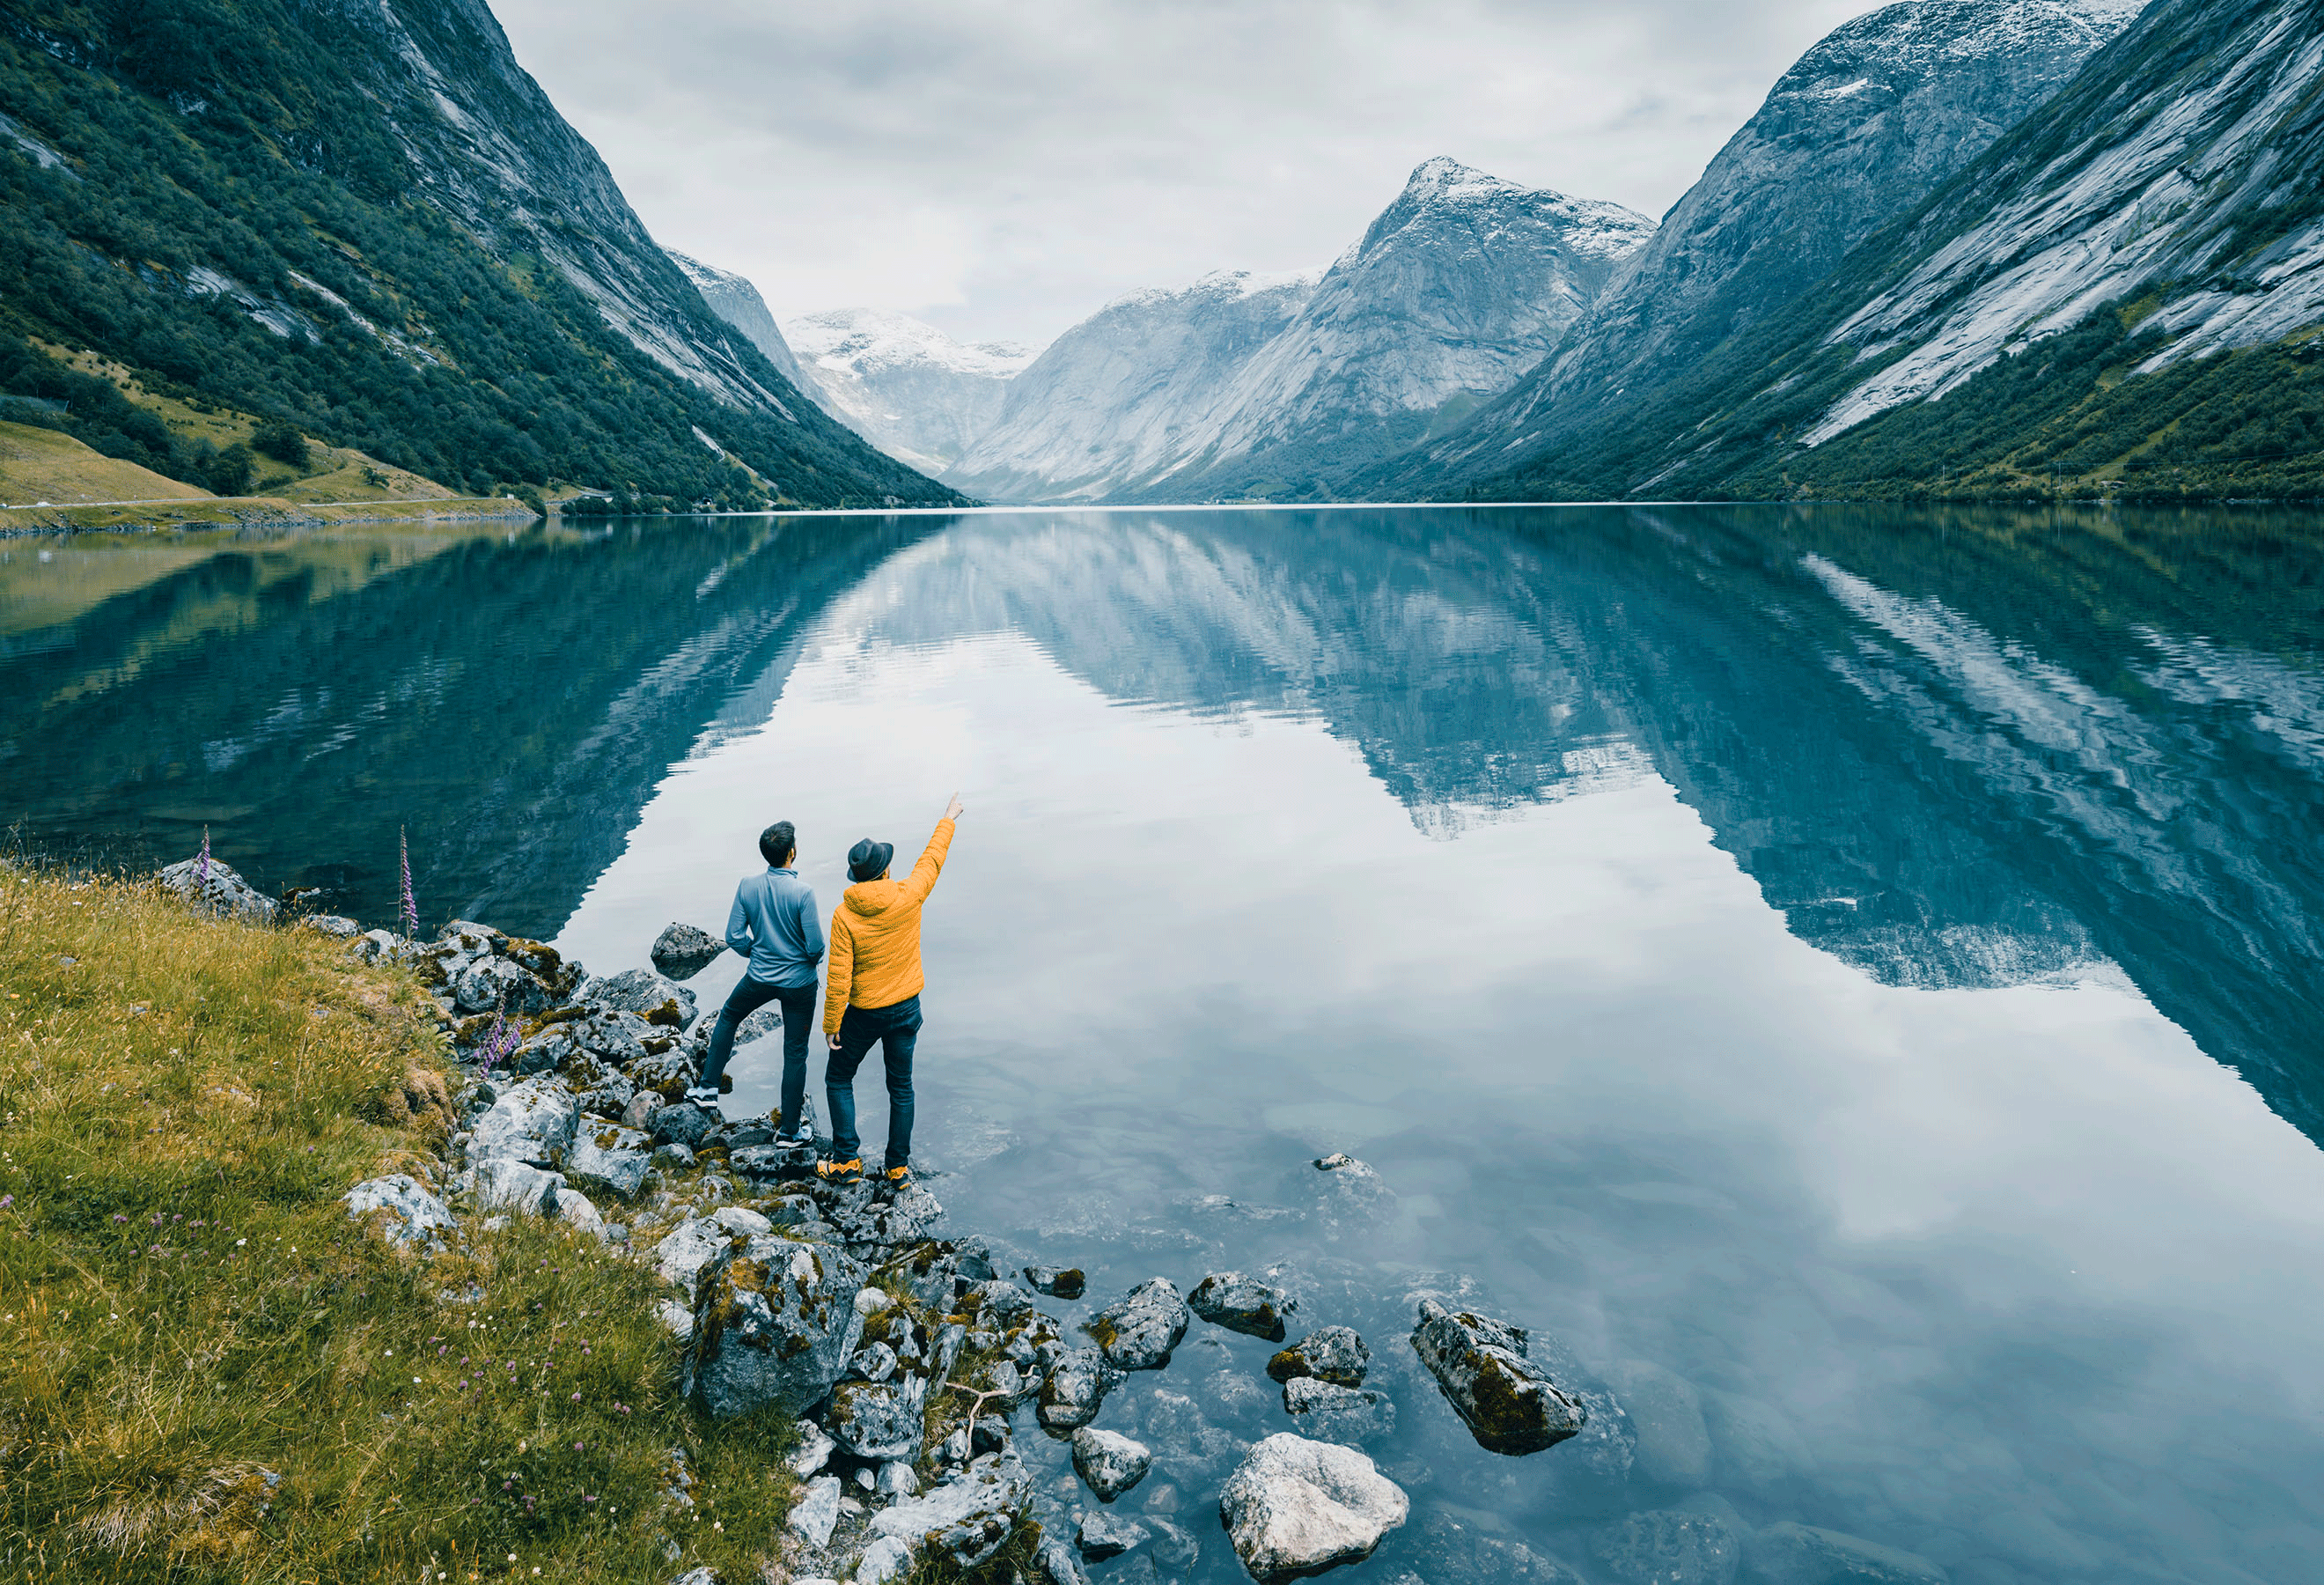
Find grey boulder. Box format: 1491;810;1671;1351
788;1473;843;1547
1269;1325;1371;1388
654;1217;732;1294
1283;1375;1396;1444
1609;1359;1713;1489
650;1103;717;1150
1189;1271;1297;1341
1310;1152;1396;1241
1071;1426;1152;1502
1219;1433;1408;1583
471;1157;563;1214
1039;1347;1123;1431
869;1452;1031;1567
1742;1522;1949;1585
570;1012;651;1065
683;1232;866;1420
158;855;277;923
1593;1509;1741;1585
651;922;725;981
1411;1298;1587;1456
828;1372;930;1461
465;1076;578;1168
1088;1277;1189;1370
565;1122;654;1200
451;955;554;1015
579;967;698;1030
343;1174;455;1248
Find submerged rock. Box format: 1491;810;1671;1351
1609;1359;1713;1489
651;922;725;981
1189;1271;1297;1341
343;1174;455;1249
1219;1434;1408;1583
1036;1535;1093;1585
1310;1151;1397;1241
1087;1278;1189;1370
1410;1298;1587;1456
683;1232;865;1420
1270;1325;1371;1388
1592;1509;1740;1585
1071;1426;1152;1502
1077;1508;1150;1560
565;1122;653;1200
1742;1522;1948;1585
1283;1376;1396;1445
1039;1347;1123;1432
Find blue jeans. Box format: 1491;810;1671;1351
827;995;920;1170
702;977;818;1134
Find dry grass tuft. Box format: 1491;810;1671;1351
0;866;799;1583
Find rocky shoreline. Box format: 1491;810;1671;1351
160;855;1953;1585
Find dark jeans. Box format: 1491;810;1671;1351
827;995;921;1170
702;976;818;1134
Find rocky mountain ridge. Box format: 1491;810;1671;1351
1388;0;2150;493
943;159;1654;504
1421;0;2324;503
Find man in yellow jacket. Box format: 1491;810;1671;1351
820;792;964;1185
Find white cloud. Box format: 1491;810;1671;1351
492;0;1870;348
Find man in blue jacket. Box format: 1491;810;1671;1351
690;821;823;1146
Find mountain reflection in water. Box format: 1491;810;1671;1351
5;504;2323;1585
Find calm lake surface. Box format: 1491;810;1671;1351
5;504;2324;1584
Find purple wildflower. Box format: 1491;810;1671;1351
195;826;210;890
398;827;418;939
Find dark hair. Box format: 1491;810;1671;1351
759;822;796;866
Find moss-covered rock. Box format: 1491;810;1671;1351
684;1231;866;1420
1409;1298;1586;1456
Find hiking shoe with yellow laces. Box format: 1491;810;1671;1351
817;1157;864;1184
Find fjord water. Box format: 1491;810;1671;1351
6;505;2324;1583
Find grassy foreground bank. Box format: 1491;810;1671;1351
0;867;796;1583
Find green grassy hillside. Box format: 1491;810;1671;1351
0;2;956;511
0;866;799;1582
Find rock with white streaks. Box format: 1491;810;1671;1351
1218;1434;1408;1583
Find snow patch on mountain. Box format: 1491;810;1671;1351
1802;0;2324;444
780;308;1036;474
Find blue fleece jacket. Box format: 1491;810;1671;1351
725;867;826;988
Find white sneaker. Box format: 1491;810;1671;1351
684;1087;720;1108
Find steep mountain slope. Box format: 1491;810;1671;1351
666;251;817;400
783;309;1034;475
937;270;1317;505
945;159;1652;505
1389;0;2146;493
0;0;953;508
1447;0;2324;503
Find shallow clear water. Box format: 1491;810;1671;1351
6;504;2324;1584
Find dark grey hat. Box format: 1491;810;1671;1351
847;837;894;883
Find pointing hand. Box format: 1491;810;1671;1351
944;792;966;822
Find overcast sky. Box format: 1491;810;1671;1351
494;0;1871;350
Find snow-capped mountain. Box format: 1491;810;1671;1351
666;252;816;399
945;158;1654;504
1393;0;2147;490
934;270;1320;505
781;309;1034;476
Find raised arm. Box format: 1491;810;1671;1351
901;793;966;905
